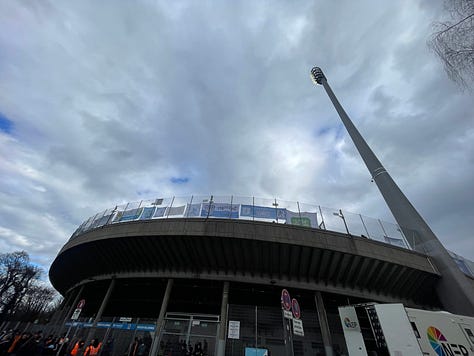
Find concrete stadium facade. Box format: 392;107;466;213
48;197;445;356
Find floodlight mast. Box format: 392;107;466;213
310;67;474;316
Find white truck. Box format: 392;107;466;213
338;303;474;355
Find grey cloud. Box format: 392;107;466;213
0;0;473;275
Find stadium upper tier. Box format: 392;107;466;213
71;195;419;250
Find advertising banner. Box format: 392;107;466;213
186;203;202;217
120;208;144;222
201;203;239;218
139;207;156;220
286;210;318;228
244;348;268;356
90;214;111;229
167;205;186;216
153;207;167;218
240;205;286;220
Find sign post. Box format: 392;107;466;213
281;290;295;356
58;300;86;356
228;320;240;339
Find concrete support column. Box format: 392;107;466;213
315;292;334;356
150;279;174;356
217;281;230;356
85;278;115;343
57;285;85;334
47;290;71;335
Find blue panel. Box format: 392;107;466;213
240;205;286;220
139;207;156;220
245;348;268;356
200;203;239;218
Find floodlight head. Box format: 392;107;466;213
310;67;326;85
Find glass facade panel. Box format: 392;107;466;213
163;318;190;334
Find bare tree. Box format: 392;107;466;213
14;284;57;321
0;251;45;320
428;0;474;89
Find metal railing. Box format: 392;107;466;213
68;195;427;251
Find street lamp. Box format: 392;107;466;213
310;66;474;315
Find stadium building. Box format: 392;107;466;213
48;68;474;355
48;195;452;356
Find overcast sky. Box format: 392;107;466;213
1;1;473;277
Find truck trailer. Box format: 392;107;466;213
338;303;474;355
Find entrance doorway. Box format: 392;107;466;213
160;313;219;355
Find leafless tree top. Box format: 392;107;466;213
429;0;474;90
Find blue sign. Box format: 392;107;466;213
200;203;239;218
153;207;167;218
186;204;201;217
241;205;286;220
139;207;156;220
120;208;143;222
245;348;268;356
136;324;156;331
97;322;112;328
64;322;155;331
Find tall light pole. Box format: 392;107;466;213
310;67;474;316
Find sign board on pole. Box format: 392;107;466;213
71;309;82;320
77;299;86;309
228;320;240;339
291;298;301;319
283;310;293;319
281;289;291;311
292;319;304;337
119;317;132;323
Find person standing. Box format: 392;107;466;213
83;339;101;356
70;340;84;356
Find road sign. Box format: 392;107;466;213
119;317;132;323
291;298;301;319
77;299;85;309
281;289;291;311
228;320;240;339
71;308;82;320
292;319;304;336
283;310;293;319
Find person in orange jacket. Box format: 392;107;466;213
70;340;85;356
83;339;101;356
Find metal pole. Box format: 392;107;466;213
216;282;229;356
359;214;371;239
311;66;474;315
339;210;350;236
318;206;326;229
255;306;258;356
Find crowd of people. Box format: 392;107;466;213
0;330;212;356
0;330;105;356
157;339;209;356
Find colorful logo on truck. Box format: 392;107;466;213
427;326;468;356
343;317;357;328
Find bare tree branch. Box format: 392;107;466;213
428;0;474;90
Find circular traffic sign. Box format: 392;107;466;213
77;299;86;309
291;298;301;319
281;289;291;311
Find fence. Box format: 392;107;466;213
69;195;428;251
